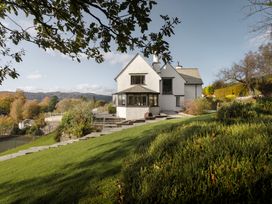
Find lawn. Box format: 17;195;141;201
0;132;57;157
0;115;208;204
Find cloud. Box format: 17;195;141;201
103;52;133;66
26;71;43;80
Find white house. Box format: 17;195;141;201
113;54;203;120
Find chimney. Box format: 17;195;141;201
152;54;161;73
176;61;183;69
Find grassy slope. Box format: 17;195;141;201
0;132;57;156
0;116;209;204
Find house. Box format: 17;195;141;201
113;54;203;120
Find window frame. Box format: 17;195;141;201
162;78;173;95
131;75;145;85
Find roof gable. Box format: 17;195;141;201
116;85;159;94
160;63;186;81
176;68;203;85
114;53;160;81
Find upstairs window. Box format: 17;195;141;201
131;75;145;85
162;78;173;94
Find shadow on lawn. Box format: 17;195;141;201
0;116;212;203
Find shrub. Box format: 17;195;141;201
0;116;14;135
184;98;211;115
26;125;43;136
217;102;257;123
122;117;272;203
255;97;272;114
108;103;116;114
60;102;93;138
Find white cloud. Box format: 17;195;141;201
26;71;43;80
103;52;133;66
46;48;133;65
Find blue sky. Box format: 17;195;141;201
0;0;267;95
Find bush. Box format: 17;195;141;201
108;103;116;114
255;97;272;114
60;102;93;138
184;98;211;115
217;102;257;123
122;117;272;203
26;125;43;136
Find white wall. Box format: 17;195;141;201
159;63;185;111
116;54;161;92
184;85;202;101
117;106;160;120
116;107;126;118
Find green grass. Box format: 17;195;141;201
0;132;57;156
0;116;210;203
122;114;272;203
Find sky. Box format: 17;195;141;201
0;0;268;95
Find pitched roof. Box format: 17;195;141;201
116;85;159;94
114;53;161;81
176;68;203;85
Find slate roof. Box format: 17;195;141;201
176;68;203;85
116;85;159;94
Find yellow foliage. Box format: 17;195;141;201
214;83;248;99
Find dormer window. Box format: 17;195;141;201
131;75;145;85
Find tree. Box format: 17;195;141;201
219;52;258;95
0;93;15;115
255;43;272;96
10;98;24;122
60;102;93;138
0;116;14;135
0;1;180;84
39;96;50;112
48;95;59;112
55;98;82;113
211;80;227;90
202;85;215;97
22;100;40;119
247;0;272;38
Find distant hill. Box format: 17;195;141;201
0;91;112;102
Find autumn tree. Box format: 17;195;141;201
0;93;15;115
219;52;258;95
10;98;24;123
0;116;14;135
55;98;82;113
0;0;180;84
211;80;227;90
255;43;272;96
22;100;40;119
39;96;50;112
202;85;215;97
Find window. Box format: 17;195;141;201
162;78;173;94
118;94;126;106
127;94;147;106
176;96;180;107
131;75;145;85
149;94;159;107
